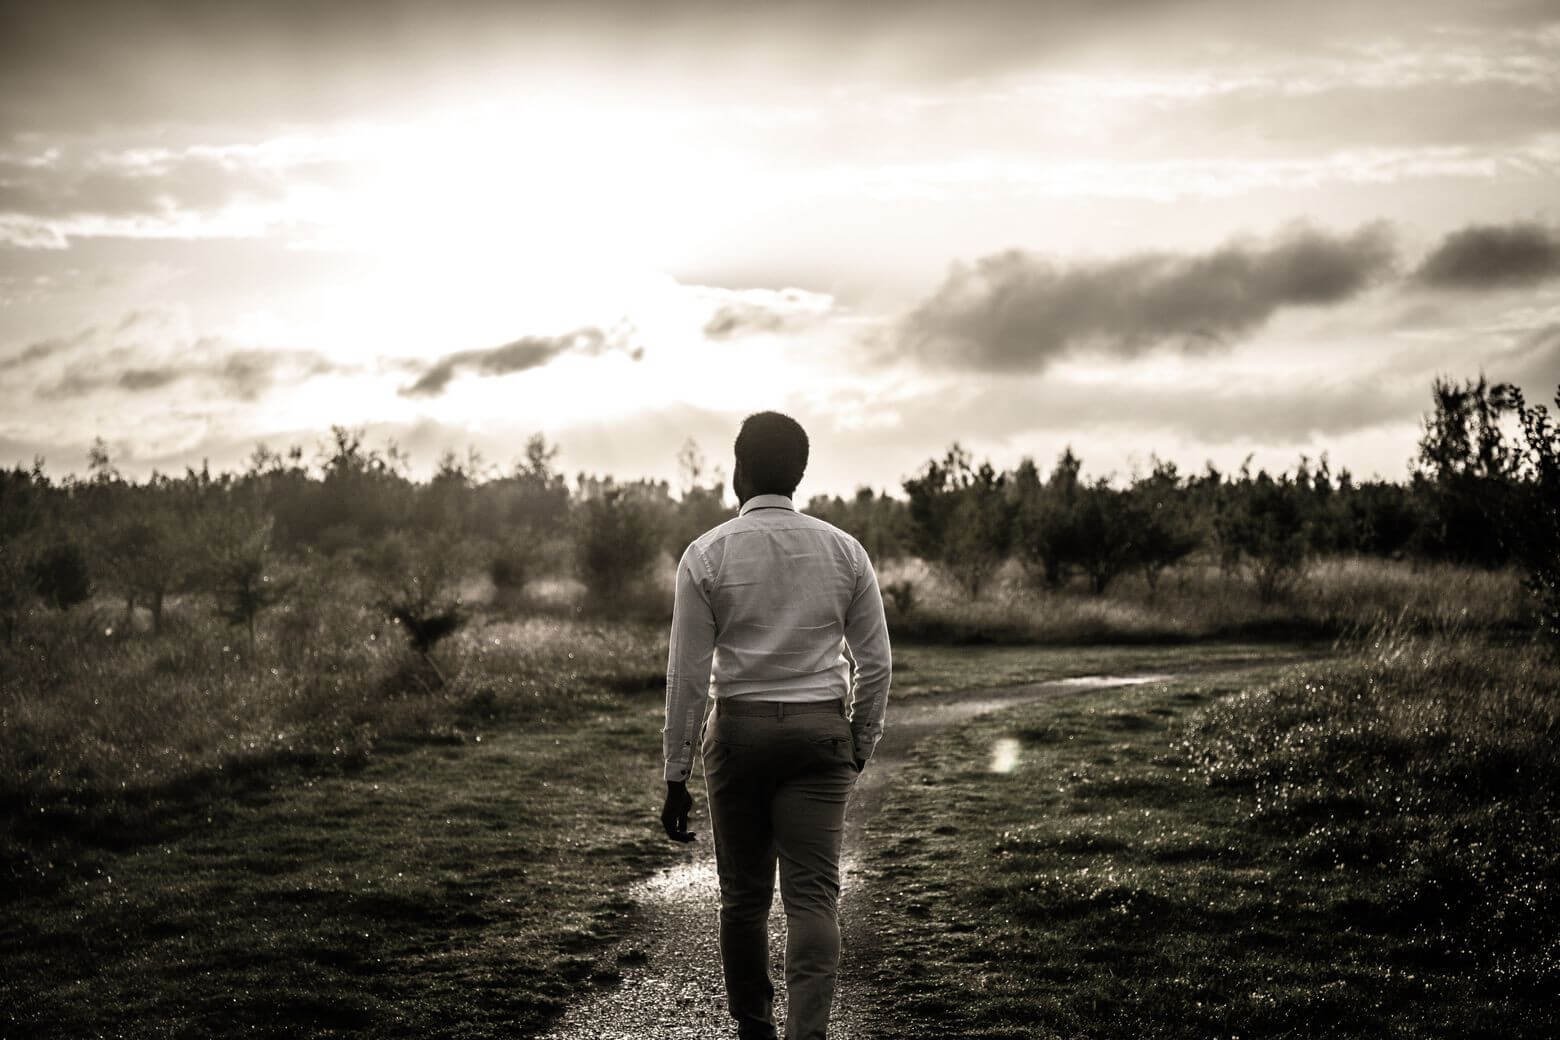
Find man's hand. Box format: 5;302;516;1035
660;780;697;843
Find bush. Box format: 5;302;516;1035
365;531;470;686
28;541;92;611
574;488;663;611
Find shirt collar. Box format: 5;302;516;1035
738;493;797;516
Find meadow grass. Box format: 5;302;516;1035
1;583;666;891
1;695;677;1038
878;554;1530;645
847;633;1559;1039
1;554;1548;1035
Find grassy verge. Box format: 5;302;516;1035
879;555;1531;645
889;640;1325;699
1;688;677;1038
848;639;1559;1039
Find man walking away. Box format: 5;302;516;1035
660;411;893;1040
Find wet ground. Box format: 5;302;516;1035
539;673;1173;1040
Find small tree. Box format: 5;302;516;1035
0;539;35;645
1412;374;1519;565
368;531;469;686
201;508;291;655
903;444;1012;599
575;487;663;610
1502;384;1560;647
488;528;546;595
28;540;92;611
1012;449;1082;590
1070;482;1141;596
1217;473;1310;604
102;509;187;634
1127;460;1202;596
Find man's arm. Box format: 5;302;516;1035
660;543;716;840
843;543;892;769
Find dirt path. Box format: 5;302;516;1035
539;673;1175;1040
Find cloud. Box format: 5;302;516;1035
701;287;835;340
399;327;635;397
0;327;95;370
40;339;340;401
900;222;1397;371
1413;221;1560;291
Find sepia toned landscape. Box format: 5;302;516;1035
3;1;1559;1037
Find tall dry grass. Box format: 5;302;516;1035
877;553;1531;644
0;572;666;819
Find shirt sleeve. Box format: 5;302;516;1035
662;542;717;782
843;542;892;762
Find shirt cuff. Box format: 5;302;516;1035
665;758;695;782
851;733;880;761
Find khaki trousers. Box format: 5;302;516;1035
701;698;858;1040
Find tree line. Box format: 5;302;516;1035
1;376;1556;652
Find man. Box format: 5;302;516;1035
660;411;892;1040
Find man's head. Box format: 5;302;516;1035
733;411;809;502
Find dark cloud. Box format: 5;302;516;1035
901;223;1397;371
701;288;833;340
704;305;790;339
0;328;92;370
1413;222;1560;291
400;327;624;397
41;342;339;400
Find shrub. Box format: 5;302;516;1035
199;508;292;655
883;579;918;617
574;488;662;611
365;531;470;687
28;540;92;611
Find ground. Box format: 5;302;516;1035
4;638;1553;1038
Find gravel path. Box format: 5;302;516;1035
539;673;1174;1040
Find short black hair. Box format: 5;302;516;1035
735;411;809;496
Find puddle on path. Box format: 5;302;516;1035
1050;673;1173;688
988;736;1022;774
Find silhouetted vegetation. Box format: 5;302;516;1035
0;376;1555;650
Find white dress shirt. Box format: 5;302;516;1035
661;493;893;782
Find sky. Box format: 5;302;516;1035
2;0;1558;497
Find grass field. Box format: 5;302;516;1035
2;554;1552;1036
879;554;1531;644
847;633;1559;1039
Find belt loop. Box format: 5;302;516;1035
778;702;786;720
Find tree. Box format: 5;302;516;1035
201;507;291;655
1067;481;1140;596
1127;459;1203;595
368;531;469;686
1012;449;1082;590
666;439;730;558
575;486;663;610
1217;471;1310;603
101;506;188;634
0;462;50;643
903;444;1012;599
1413;374;1519;566
28;540;92;611
1502;384;1560;647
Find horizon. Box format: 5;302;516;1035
2;0;1558;495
